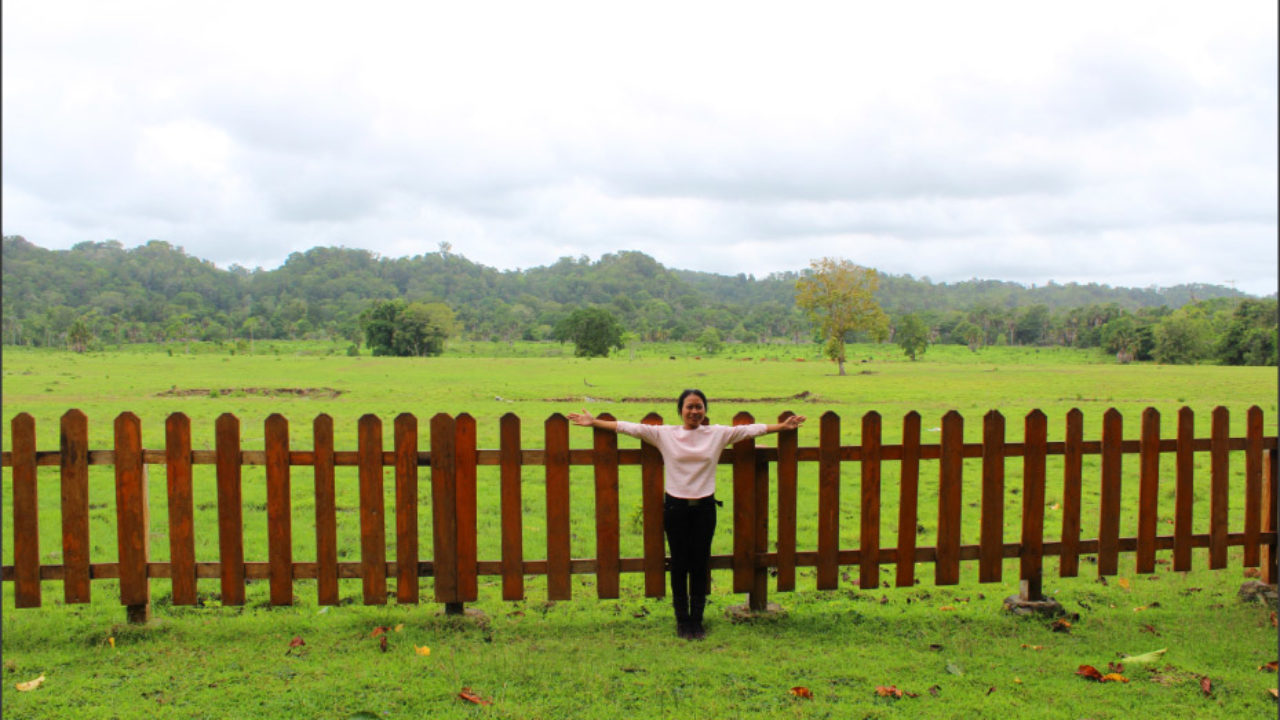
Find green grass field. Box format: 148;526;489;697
2;341;1277;718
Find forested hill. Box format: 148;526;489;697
0;235;1256;350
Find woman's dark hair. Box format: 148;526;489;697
677;388;708;413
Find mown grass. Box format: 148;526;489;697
2;341;1277;718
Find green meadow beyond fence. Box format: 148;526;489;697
3;407;1277;623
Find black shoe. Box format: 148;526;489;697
690;621;706;640
676;621;694;639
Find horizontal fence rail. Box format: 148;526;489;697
3;407;1277;622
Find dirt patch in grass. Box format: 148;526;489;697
156;386;345;398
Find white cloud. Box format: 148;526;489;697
2;0;1275;295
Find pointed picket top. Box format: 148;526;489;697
500;411;520;425
641;411;663;425
62;408;87;424
733;410;755;425
1025;408;1046;424
216;412;240;431
1103;407;1123;423
862;409;881;424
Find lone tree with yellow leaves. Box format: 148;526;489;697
795;258;889;376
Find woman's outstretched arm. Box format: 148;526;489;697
568;409;617;432
762;414;807;434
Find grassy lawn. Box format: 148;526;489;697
2;341;1277;718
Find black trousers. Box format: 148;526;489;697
663;494;717;618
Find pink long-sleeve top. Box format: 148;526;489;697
614;421;769;499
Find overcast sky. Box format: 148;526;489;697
3;1;1276;295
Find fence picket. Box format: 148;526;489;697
776;411;799;592
456;413;479;603
215;413;245;605
265;414;293;606
165;413;196;605
1209;407;1229;569
936;411;963;586
395;413;420;604
816;411;840;590
1021;410;1047;597
1174;408;1194;572
313;414;339;605
640;413;665;598
114;413;149;622
60;410;90;604
1098;409;1122;577
593;413;621;600
1244;406;1263;567
859;412;882;591
1059;409;1083;578
732;411;757;594
979;411;1005;583
1136;408;1160;574
499;413;525;601
895;411;921;588
359;414;387;605
430;414;459;604
12;413;39;608
545;414;572;601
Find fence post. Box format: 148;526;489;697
1264;446;1278;585
1019;410;1047;601
265;414;293;606
640;413;665;598
816;411;840;589
732;411;757;597
430;413;460;611
751;429;770;611
979;411;1005;584
775;411;799;592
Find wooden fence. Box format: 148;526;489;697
3;406;1277;623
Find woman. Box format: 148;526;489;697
569;389;806;639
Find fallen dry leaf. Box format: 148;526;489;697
1076;665;1104;682
1271;612;1277;628
1118;577;1130;590
1245;568;1262;578
1101;673;1130;683
789;686;813;699
458;687;492;706
1021;644;1044;651
1260;661;1279;672
371;626;389;639
15;675;45;692
1200;677;1213;696
875;685;914;698
415;645;431;656
1050;619;1072;633
1108;662;1124;674
1132;606;1147;612
379;636;388;653
939;605;956;612
394;623;405;633
986;686;996;696
928;685;941;697
288;636;305;648
108;637;115;649
1268;688;1278;699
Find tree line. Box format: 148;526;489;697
2;235;1272;365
